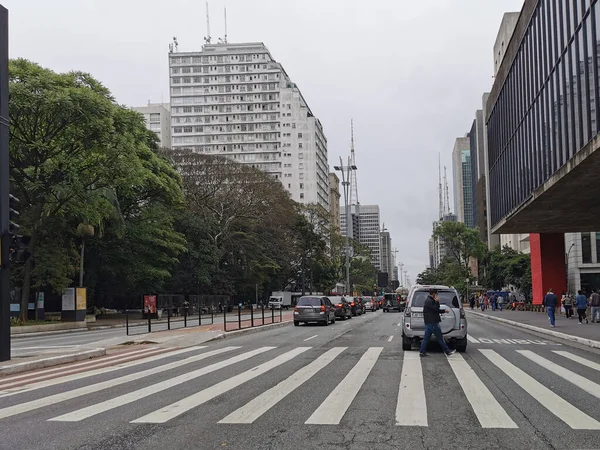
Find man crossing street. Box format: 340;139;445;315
419;289;456;357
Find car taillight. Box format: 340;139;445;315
351;302;355;306
460;308;465;319
320;305;325;312
337;303;342;307
405;307;411;317
294;307;299;313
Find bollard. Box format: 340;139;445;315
148;309;151;333
184;307;188;327
271;306;274;324
199;300;202;326
238;304;242;330
280;306;282;322
211;303;214;324
168;306;171;331
262;304;265;325
224;303;227;332
251;303;254;327
126;310;129;336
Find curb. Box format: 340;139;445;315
0;348;106;376
204;319;293;342
467;311;600;349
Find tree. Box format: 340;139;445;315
10;59;175;317
481;246;531;297
432;221;487;291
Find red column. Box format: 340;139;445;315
530;233;566;305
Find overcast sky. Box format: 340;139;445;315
3;0;524;282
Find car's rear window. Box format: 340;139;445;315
410;290;458;307
297;297;322;306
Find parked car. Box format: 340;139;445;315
328;296;353;320
293;296;336;326
401;285;468;352
363;297;376;311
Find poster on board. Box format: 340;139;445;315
62;288;75;311
143;295;157;314
76;288;87;311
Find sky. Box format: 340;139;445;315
2;0;524;282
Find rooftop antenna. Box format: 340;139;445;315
438;153;443;221
349;119;359;206
204;1;212;45
443;166;451;216
173;37;179;52
224;6;228;44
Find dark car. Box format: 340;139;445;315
383;293;405;312
293;296;336;326
351;297;365;316
328;296;352;320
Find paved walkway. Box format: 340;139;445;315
467;307;600;342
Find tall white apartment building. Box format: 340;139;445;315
168;42;329;210
132;103;172;148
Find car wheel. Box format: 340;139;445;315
402;335;412;351
323;318;329;326
294;321;299;326
455;337;468;352
331;315;336;324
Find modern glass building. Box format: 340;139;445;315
487;0;600;229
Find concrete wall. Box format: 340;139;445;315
493;12;521;77
530;233;566;305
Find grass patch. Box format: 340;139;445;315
10;317;56;327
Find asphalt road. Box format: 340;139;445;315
1;310;600;450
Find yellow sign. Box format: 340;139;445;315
76;288;87;311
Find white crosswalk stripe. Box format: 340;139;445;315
480;349;600;430
517;350;600;399
132;347;311;424
395;351;427;426
305;347;383;425
0;346;239;420
49;347;274;422
553;350;600;372
2;345;600;430
447;353;517;428
219;347;346;424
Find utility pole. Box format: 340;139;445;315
334;156;357;295
0;5;10;362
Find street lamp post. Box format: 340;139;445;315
334;157;357;295
399;262;404;287
565;242;575;296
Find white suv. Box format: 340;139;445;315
401;284;468;352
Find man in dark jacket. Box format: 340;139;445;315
544;288;558;328
419;289;456;357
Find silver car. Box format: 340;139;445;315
294;296;336;326
401;285;468;352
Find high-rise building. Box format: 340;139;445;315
430;213;458;269
132;103;172;148
452;137;474;228
340;205;381;270
380;228;392;278
328;173;341;233
168;42;329;211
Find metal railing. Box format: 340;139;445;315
223;304;283;332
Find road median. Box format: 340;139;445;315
0;348;106;376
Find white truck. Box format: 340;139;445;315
268;291;304;309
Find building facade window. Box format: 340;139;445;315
582;232;592;263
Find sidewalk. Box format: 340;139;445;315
1;313;293;376
467;307;600;348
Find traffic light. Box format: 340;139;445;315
8;194;19;235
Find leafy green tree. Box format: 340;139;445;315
481;246;531;296
9;59;181;317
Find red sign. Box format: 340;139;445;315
143;295;157;314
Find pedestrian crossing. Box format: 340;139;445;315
1;344;600;431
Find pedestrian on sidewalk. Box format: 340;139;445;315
491;294;497;311
469;295;475;310
479;294;485;311
497;294;504;311
419;289;456;357
544;288;558;328
575;290;589;324
590;290;600;323
562;292;573;319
